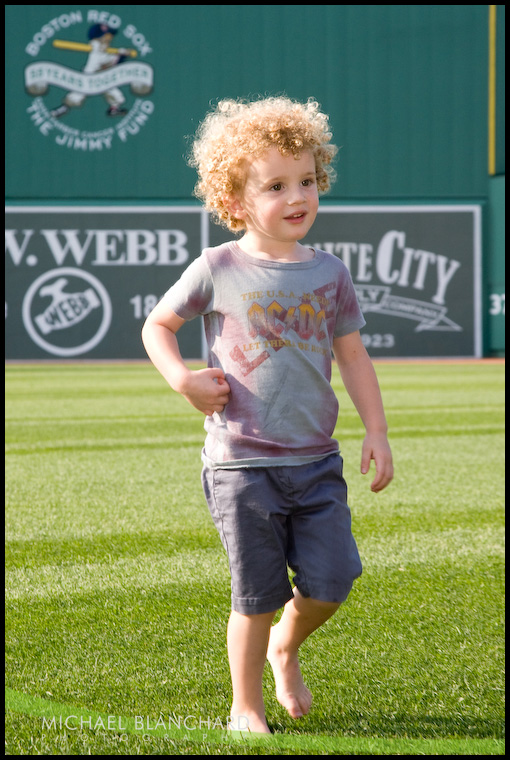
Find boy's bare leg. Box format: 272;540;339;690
267;588;340;719
227;609;276;733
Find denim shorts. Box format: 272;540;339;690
201;454;362;614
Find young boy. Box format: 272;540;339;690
142;96;393;734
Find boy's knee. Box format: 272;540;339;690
309;598;341;613
294;591;341;616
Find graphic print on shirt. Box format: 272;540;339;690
229;282;336;376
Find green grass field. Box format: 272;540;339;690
5;360;505;755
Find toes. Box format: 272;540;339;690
282;694;303;719
296;690;312;717
278;689;312;719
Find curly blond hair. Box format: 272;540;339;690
188;96;338;232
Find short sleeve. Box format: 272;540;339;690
160;254;214;320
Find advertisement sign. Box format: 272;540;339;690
5;205;481;359
312;206;482;358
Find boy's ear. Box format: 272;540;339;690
224;195;246;220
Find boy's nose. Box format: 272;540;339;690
288;186;306;203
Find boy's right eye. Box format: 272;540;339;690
270;184;282;192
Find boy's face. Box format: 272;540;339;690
232;147;319;249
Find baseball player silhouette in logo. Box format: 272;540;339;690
50;23;136;119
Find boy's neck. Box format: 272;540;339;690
236;235;314;263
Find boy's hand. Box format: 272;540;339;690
360;432;393;492
178;367;231;416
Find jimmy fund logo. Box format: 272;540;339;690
22;268;112;357
24;9;154;150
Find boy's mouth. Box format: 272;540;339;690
284;212;306;222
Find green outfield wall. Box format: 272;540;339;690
5;5;505;358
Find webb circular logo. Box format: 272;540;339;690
24;9;154;150
22;268;112;357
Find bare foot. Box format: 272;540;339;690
227;709;271;735
266;635;312;719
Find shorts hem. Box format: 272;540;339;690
296;576;360;605
232;589;294;615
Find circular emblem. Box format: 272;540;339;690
22;268;112;357
24;10;154;150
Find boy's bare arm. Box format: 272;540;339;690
141;304;230;417
333;331;393;492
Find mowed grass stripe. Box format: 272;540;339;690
5;526;504;599
5;424;505;456
6;439;203;455
5;548;229;599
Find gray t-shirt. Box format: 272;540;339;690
162;241;365;467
